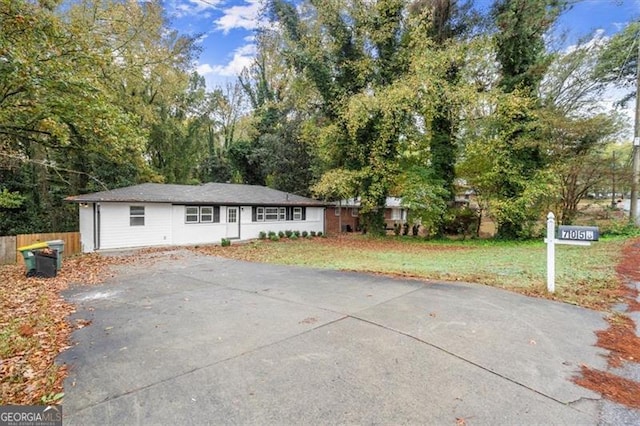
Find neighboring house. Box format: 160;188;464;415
66;183;326;252
325;197;408;234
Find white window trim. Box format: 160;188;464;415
185;206;199;223
130;206;145;227
200;206;214;223
265;207;279;221
293;207;302;221
335;207;341;216
351;208;359;217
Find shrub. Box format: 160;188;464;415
221;238;231;247
412;224;420;236
317;231;324;237
601;219;640;237
310;231;317;237
402;222;410;236
393;223;401;236
443;207;480;237
285;230;293;238
269;234;280;242
293;230;301;237
278;231;285;238
258;231;267;240
290;233;298;240
268;231;276;238
302;230;309;238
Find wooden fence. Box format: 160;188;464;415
0;236;16;265
0;232;81;265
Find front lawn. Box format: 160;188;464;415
194;234;628;310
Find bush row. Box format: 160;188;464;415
258;230;323;241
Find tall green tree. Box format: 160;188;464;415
271;0;413;233
234;30;317;194
487;0;569;238
0;0;200;234
410;0;479;200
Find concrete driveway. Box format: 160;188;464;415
59;249;610;425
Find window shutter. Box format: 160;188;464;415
287;207;293;221
302;207;306;221
252;207;257;222
214;206;220;223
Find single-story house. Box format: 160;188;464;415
325;197;408;234
66;183;327;252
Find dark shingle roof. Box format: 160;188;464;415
66;183;326;206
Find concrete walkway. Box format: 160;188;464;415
59;250;610;425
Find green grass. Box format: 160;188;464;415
200;234;628;310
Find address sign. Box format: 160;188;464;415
557;225;599;242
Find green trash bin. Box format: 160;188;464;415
46;239;65;270
17;242;49;275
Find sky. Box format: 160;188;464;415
162;0;640;91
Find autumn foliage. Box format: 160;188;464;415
0;254;128;405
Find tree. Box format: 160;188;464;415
0;0;200;234
270;0;415;233
485;0;569;238
409;0;480;200
233;30;317;193
541;111;622;224
596;21;639;107
540;34;624;224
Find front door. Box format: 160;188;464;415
226;206;240;239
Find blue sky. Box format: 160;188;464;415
162;0;640;90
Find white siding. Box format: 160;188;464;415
78;203;94;253
78;203;326;251
240;206;325;239
171;205;227;245
98;203;172;250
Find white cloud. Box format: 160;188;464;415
196;42;257;86
171;0;222;17
214;0;265;34
213;43;257;76
196;63;216;75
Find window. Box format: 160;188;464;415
186;206;199;223
351;208;359;217
130;206;145;226
265;207;279;221
252;206;306;222
335;207;341;216
200;206;213;222
185;206;220;224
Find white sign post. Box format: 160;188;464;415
546;212;556;293
544;212;595;293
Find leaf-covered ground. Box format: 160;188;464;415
0;249;179;405
572;238;640;411
0;236;635;409
0;254;131;405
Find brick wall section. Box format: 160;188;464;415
325;207;360;234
